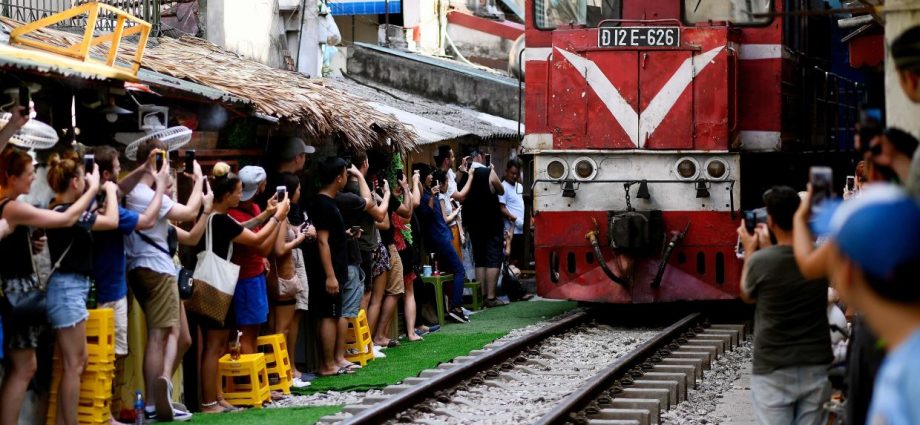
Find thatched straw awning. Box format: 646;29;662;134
0;17;418;152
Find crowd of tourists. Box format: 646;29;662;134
0;102;527;423
738;26;920;425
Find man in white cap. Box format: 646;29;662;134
229;166;281;353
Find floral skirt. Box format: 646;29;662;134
372;242;391;278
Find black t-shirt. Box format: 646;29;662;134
341;181;377;252
744;245;833;374
463;167;503;235
307;194;349;285
48;203;97;275
335;192;366;266
0;199;34;278
379;197;403;246
197;213;244;260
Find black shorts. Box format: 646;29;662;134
510;234;524;264
470;230;503;268
360;249;374;291
308;274;342;318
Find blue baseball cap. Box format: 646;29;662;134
814;184;920;281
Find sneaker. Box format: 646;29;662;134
372;346;387;358
144;410;158;423
172;409;192;422
291;377;312;388
154;377;173;421
447;308;469;323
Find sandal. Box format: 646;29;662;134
386;339;401;348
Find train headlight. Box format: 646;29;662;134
705;158;729;180
675;157;700;181
573;157;598;180
546;158;568;180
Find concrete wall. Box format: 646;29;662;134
335;15;380;44
347;44;521;120
886;0;920;140
447;23;513;68
206;0;288;68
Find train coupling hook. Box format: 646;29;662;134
651;221;691;289
585;218;629;287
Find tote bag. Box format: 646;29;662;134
186;214;240;326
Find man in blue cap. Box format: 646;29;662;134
819;185;920;425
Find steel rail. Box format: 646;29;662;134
533;312;703;425
342;311;591;425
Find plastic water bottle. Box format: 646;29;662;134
134;391;144;425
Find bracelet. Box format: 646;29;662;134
271;216;280;224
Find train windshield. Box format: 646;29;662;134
683;0;771;25
534;0;621;29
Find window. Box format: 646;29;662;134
683;0;772;25
534;0;621;30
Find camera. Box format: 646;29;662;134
396;169;404;181
484;154;492;167
743;207;767;235
276;185;287;201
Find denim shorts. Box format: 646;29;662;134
341;265;364;318
232;274;269;326
47;272;90;329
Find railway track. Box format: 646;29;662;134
318;311;747;425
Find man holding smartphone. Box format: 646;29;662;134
738;186;832;425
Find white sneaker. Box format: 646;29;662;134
291;377;311;388
372;346;386;358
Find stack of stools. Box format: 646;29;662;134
256;334;292;395
47;308;116;425
344;309;375;366
218;353;271;408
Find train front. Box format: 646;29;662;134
522;2;775;304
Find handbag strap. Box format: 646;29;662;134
204;213;234;259
134;229;171;257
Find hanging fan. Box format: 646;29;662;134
1;85;59;150
121;103;192;160
124;126;193;160
0;112;59;150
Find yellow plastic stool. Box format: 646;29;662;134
218;353;271;408
256;334;293;394
47;310;116;425
344;309;375;366
464;280;482;310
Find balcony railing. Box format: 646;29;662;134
1;0;161;35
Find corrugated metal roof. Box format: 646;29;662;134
0;50;120;81
136;69;251;105
369;102;470;144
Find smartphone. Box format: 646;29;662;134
484;154;492;167
155;150;165;171
350;225;361;234
431;179;439;189
396;170;404;181
18;86;30;108
464;156;472;165
276;185;287;201
846;175;855;192
736;236;745;259
809;166;833;208
377;175;386;189
185;150;195;174
84;153;95;173
32;228;45;241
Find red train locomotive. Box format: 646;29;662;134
522;0;862;303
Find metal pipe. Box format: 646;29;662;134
585;225;629;287
651;222;690;289
517;45;525;141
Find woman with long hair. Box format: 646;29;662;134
186;164;289;414
0;147;101;425
45;151;120;425
269;173;314;388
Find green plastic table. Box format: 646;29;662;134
420;274;453;327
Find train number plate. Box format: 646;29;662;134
598;27;680;48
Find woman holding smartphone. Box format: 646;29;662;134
44;151;120;425
270;173;315;388
0;147;101;425
186;164;289;414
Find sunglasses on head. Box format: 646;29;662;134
869;143;883;156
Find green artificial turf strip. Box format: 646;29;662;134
298;300;577;394
189;405;342;425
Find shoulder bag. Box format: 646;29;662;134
186;214;240;326
134;227;195;299
0;199;73;320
